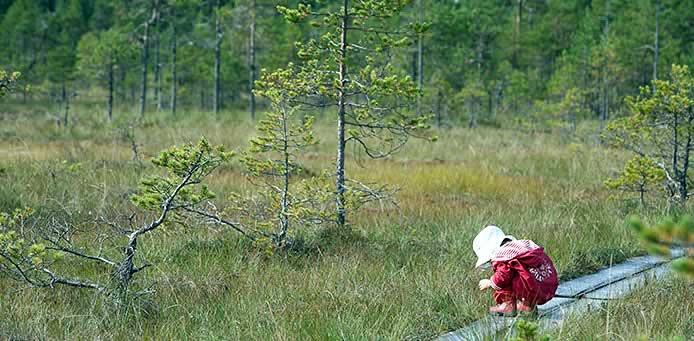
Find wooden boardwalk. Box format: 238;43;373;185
436;254;677;341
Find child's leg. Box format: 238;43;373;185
493;288;515;304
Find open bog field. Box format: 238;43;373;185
0;107;688;339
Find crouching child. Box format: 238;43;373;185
473;225;559;316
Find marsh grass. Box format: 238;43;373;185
0;105;688;339
549;275;693;340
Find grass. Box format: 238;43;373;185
548;275;693;340
0;103;689;339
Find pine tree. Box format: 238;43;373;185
604;64;694;203
605;155;665;206
276;1;433;228
0;70;20;98
233;66;326;248
0;0;46;100
77;29;136;121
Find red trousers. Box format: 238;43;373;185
493;286;548;305
493;287;516;304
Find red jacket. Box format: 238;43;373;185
490;240;558;305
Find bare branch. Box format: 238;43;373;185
41;269;106;292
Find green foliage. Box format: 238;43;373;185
277;0;433;155
0;208;58;285
131;138;233;210
605;64;694;203
605;156;665;205
511;319;550;341
0;70;20;98
627;215;693;276
274;0;433;227
232;63;333;247
76;28;135;80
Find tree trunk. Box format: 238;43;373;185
139;0;160;117
154;13;164;111
155;11;162;112
652;0;660;94
62;81;69;127
436;88;442;128
213;0;222;114
570;104;577;133
672;111;679;199
140;20;150;117
118;65;126;102
249;0;257;120
468;100;477;128
278;106;290;244
171;18;177;116
336;0;348;228
600;0;610;132
22;78;27;103
416;0;423;116
117;238;136;301
513;0;523;68
639;184;645;207
108;63;114;122
680;118;692;201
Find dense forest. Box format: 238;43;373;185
1;0;692;128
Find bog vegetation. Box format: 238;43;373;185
1;0;692;339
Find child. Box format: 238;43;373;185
473;225;558;316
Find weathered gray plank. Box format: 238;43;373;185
553;255;665;298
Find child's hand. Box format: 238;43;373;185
478;279;493;290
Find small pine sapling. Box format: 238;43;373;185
511;319;550;341
604;155;665;206
234;67;328;249
0;208;65;289
0;70;20;98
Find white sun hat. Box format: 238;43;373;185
473;225;516;268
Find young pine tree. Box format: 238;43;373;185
604;155;665;206
233;67;326;248
0;139;254;301
77;29;136;121
0;70;20;98
604;64;694;203
276;1;433;228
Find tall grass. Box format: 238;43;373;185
0;105;688;339
549;275;692;340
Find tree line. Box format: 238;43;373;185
1;0;692;129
